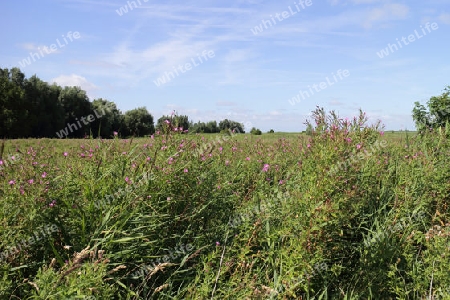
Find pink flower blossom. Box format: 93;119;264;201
262;164;270;172
246;157;250;161
113;131;118;136
8;180;15;185
28;179;34;184
42;172;47;178
184;168;188;173
63;152;68;157
225;160;230;166
356;144;361;149
164;119;170;124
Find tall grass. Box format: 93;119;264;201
0;109;449;299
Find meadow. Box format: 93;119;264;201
1;109;450;299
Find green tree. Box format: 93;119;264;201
218;119;244;133
0;68;29;138
58;86;92;138
250;127;262;135
90;99;123;138
413;86;450;133
24;76;65;137
156;114;189;132
123;107;155;137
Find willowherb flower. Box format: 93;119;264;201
113;131;118;136
262;164;270;172
28;179;34;185
356;144;362;149
184;168;188;173
63;152;68;157
8;180;16;185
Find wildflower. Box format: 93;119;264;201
164;119;170;124
246;157;250;161
63;152;68;157
184;168;188;173
28;179;34;185
356;144;362;149
125;177;131;184
216;241;220;246
0;160;3;166
219;147;223;152
49;200;56;207
279;180;284;185
225;160;230;166
11;156;15;160
380;131;384;136
8;180;15;185
113;131;118;136
146;157;151;161
167;197;172;201
262;164;270;172
346;138;352;143
307;144;311;148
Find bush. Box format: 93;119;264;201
250;127;262;135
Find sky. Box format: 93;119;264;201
1;0;449;132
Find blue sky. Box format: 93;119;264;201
1;0;449;132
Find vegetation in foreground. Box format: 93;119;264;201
1;108;450;299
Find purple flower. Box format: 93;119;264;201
63;152;68;157
216;241;220;246
8;180;15;185
262;164;270;172
356;144;361;149
184;168;188;173
113;131;118;136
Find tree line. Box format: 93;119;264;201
0;68;245;138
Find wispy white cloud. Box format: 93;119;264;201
51;74;98;98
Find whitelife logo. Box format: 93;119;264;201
288;69;350;106
116;0;149;16
55;109;105;138
376;22;439;58
250;0;313;35
153;50;215;87
18;31;81;68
